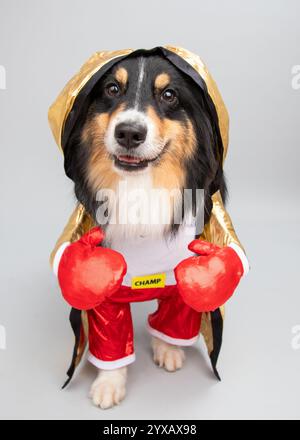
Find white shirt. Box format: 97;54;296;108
108;224;196;286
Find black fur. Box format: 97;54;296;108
64;53;227;229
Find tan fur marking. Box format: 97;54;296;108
146;106;197;191
154;73;170;90
115;67;128;87
83;104;126;192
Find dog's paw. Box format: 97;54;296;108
151;337;185;372
89;367;127;409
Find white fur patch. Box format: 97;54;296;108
151;337;185;372
89;367;127;409
103;170;173;242
134;58;145;108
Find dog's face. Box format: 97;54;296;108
65;53;225;227
88;56;196;174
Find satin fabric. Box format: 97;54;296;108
88;285;202;363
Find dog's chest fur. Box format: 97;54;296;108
102;171;195;286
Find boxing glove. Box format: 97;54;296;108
53;227;127;310
175;240;249;312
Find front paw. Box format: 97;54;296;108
151;337;185;372
89;367;127;409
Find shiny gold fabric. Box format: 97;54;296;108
48;46;243;368
201;191;245;252
49;205;94;266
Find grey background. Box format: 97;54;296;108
0;0;300;420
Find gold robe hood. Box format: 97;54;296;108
48;46;245;386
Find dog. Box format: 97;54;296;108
61;52;227;408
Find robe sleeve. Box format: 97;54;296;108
49;204;94;268
200;190;245;252
200;190;247;380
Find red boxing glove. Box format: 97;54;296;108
54;227;127;310
175;240;248;312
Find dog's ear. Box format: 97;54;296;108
211;166;227;202
188;80;227;204
63;96;92;181
198;86;227;205
63;72;107;181
202;124;227;223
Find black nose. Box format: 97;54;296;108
115;123;147;149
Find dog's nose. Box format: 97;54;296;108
115;123;147;149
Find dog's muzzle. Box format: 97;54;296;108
113;122;150;170
115;122;147;150
105;108;165;171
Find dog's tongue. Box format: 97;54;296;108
118;155;142;164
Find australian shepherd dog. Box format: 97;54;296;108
63;51;226;408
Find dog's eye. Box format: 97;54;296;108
105;83;120;97
161;89;177;104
